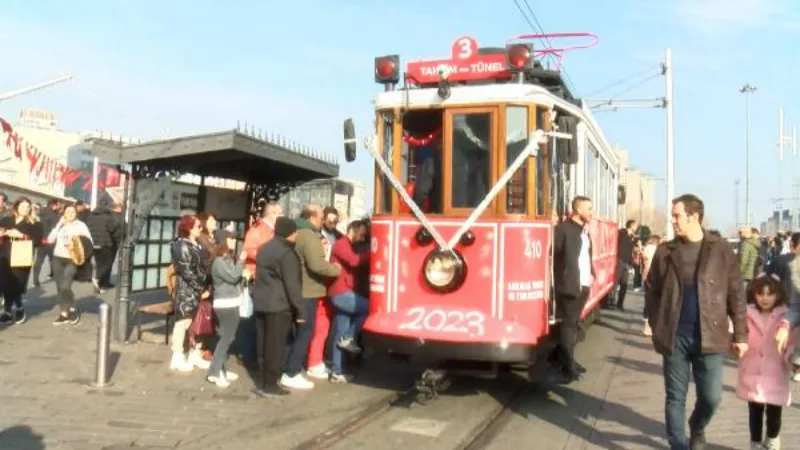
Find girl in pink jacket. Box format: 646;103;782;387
737;274;793;450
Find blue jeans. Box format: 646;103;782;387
330;292;368;375
663;332;724;450
283;299;317;377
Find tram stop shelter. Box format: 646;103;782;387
90;127;339;342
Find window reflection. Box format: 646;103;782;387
451;113;492;208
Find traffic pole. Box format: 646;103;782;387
90;302;113;387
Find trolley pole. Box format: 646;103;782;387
664;48;675;239
740;83;757;226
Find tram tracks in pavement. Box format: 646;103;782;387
289;386;418;450
290;378;536;450
452;383;535;450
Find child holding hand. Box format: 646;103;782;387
737;274;794;450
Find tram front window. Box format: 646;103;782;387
451;113;492;208
400;109;443;214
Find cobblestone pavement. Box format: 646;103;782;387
2;284;799;449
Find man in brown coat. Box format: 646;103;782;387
646;194;747;450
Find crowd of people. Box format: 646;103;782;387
166;200;370;397
0;192;123;326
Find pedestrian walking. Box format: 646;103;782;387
0;197;43;325
47;204;94;326
737;274;792;450
646;194;748;450
611;219;637;310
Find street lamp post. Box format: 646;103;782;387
740;83;757;226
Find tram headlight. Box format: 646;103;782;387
422;249;467;293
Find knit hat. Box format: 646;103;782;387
274;216;298;239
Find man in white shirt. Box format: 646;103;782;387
552;196;595;382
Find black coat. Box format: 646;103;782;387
252;237;305;320
767;252;796;302
39;207;59;242
87;208;124;248
553;218;595;298
171;238;207;319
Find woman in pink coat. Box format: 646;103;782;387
737;274;793;450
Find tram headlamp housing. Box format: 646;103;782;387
415;226;434;247
422;249;467;293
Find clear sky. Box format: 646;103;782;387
1;0;797;232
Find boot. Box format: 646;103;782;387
170;353;193;372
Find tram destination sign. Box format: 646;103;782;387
406;35;511;84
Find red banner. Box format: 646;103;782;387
0;116;121;193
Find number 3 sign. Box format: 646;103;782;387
451;36;478;62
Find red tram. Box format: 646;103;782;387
342;33;624;381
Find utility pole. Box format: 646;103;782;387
588;50;674;238
664;48;675;239
740;83;757;226
734;178;740;228
778;108;798;230
0;74;73;102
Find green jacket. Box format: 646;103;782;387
294;218;341;298
738;236;760;281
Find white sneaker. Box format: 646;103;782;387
337;337;363;354
224;370;239;381
792;372;800;382
329;373;351;384
189;350;211;369
280;373;315;390
306;364;330;380
764;437;780;450
207;375;230;388
170;353;193;372
642;321;652;337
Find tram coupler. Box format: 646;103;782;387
414;369;450;404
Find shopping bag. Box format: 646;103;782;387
10;239;34;268
190;300;215;338
240;285;254;318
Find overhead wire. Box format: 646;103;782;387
584;65;662;98
512;0;578;94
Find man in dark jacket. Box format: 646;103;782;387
646;194;747;450
611;219;637;310
252;217;303;397
87;197;124;293
33;199;61;287
767;232;799;301
552;196;594;382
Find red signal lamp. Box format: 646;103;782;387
506;44;533;71
375;55;400;84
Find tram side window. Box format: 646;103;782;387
451;113;491;208
598;161;606;218
535;107;548;216
505;106;528;214
585;143;597;205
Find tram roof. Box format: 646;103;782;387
89;129;339;184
